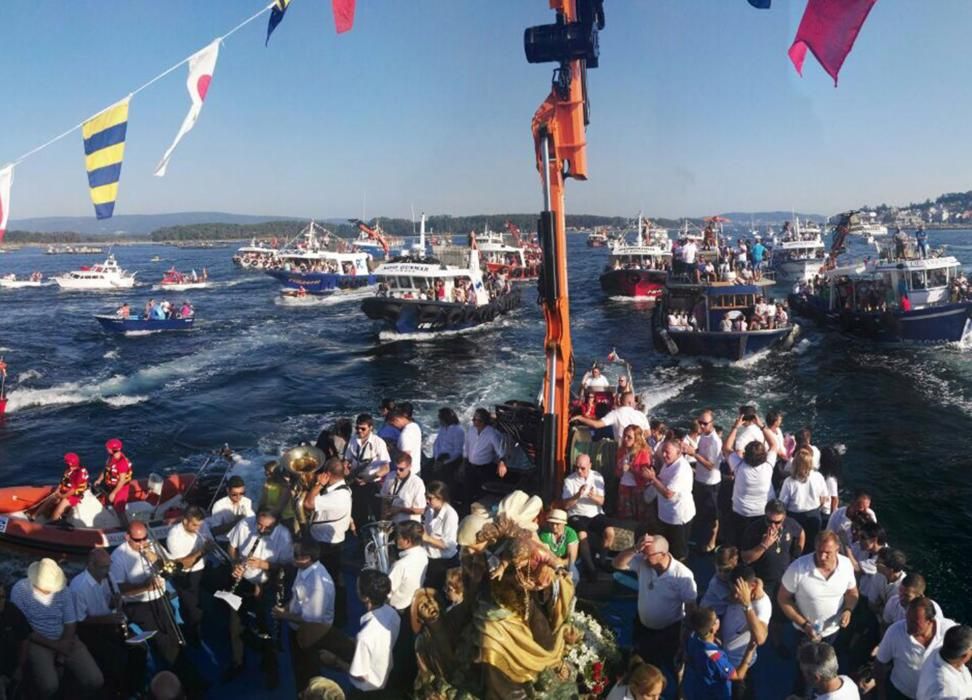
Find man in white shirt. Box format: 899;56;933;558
387;521;429;612
884;574;943;628
110;521;181;666
722;565;771;700
795;641;860;699
642;439;695;561
224;508;294;684
779;531;858;679
876;597;956;699
164;505;212;643
271;541;339;695
208;475;254;539
571;391;649;441
303;456;353;614
562;453;615;579
346;413;392;527
13;558;103;699
613;534;697;678
349;569;401;695
387;408;423;475
827;489;877;548
581;364;611;392
71;548;146;698
379;452;426;526
693;408;723;553
462;408;509;510
916;624;972;700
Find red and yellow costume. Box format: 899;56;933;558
59;457;89;507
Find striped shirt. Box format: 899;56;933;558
10;578;77;640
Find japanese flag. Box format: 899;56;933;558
0;165;13;244
154;40;220;177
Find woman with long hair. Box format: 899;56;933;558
616;425;652;520
778;447;828;552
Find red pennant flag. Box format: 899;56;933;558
788;0;877;86
332;0;356;33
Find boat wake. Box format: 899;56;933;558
274;288;373;308
637;372;699;413
16;369;43;384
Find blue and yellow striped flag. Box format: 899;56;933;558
82;97;130;220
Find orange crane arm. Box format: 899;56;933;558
526;0;603;503
348;218;390;257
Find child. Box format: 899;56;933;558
683;607;756;700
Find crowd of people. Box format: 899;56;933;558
3;394;970;700
375;272;513;305
665;296;789;334
115;299;194;321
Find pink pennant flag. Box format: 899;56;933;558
332;0;356;33
788;0;877;86
0;165;13;244
155;40;220;176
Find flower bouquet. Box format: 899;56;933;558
563;610;622;698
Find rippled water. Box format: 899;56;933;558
1;230;971;619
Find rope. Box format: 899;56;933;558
8;1;275;168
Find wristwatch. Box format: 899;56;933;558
742;604;752;613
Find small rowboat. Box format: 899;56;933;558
95;314;195;334
0;275;52;289
0;473;197;554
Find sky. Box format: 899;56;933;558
1;0;970;222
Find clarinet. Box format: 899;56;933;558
271;565;287;650
107;576;130;641
229;530;264;595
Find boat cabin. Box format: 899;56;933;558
821;256;962;312
373;258;489;305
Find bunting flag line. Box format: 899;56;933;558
82;97;130;220
332;0;356;34
154;40;220;177
788;0;878;86
0;165;13;244
266;0;292;46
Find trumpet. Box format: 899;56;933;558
137;542;186;647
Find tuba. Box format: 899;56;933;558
280;444;327;533
360;520;396;574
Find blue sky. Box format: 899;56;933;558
1;1;970;221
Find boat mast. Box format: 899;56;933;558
526;0;604;503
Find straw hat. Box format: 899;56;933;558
28;558;66;593
546;508;568;525
497;490;543;531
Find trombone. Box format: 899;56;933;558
138;529;186;647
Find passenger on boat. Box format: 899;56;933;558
613;534;697;680
901;294;913;312
573;391;649;441
915;624;972;700
12;558;104;698
430;407;464;487
207;475;255;539
461;407;510;508
258;460;296;530
539;507;580;584
179;301;193;318
582;364;611;392
116;303;131;319
271;541;339;695
376;398;401;443
345;413;391;525
683;606;757;700
303;457;352;623
94;437;133;517
421;480;459;591
894;228;909;259
70;548;146;698
562;454;615;580
165;506;213;644
720;314;733;332
48;452;89;522
386;407;422;475
642;439;695;562
616;425;652;521
223;508;294;686
144;299;155;319
380;453;426;525
793;641;858;700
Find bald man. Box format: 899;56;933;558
72;548;146;697
615;534;698;676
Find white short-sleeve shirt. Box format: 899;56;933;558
110;541;163;603
562;470;606;519
208;495;254;537
827;506;877;545
815;676;860;699
387;546;429;611
917;649;972;700
877;617;956;698
627;555;697;630
310;481;353;543
288;561;335;628
380;472;426;524
781;553;857;638
397;422;424;474
166;520;214;573
883;594;943;627
349;604;401;691
423;503;459;559
654;457;696;526
599;406;649;441
69;570;113;622
778;472;828;514
227;518;294;584
694;432;723;485
728;453;774;517
733;423;765;453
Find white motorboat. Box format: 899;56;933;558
54;254;136;290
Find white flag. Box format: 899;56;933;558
0;165;13;243
154;40;220;177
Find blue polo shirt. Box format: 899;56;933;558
683;633;735;700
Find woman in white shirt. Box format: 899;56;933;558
819;446;842;518
606;654;666;700
778;448;828;553
421;480;459;591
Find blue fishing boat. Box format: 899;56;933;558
264;220;377;295
788;211;972;343
653;278;798;361
95;314;195;334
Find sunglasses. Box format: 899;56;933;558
767;518;785;525
396;467;409;472
698;420;712;426
129;536;148;542
355;426;369;432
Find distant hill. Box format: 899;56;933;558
718;211;826;225
7;212;308;236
